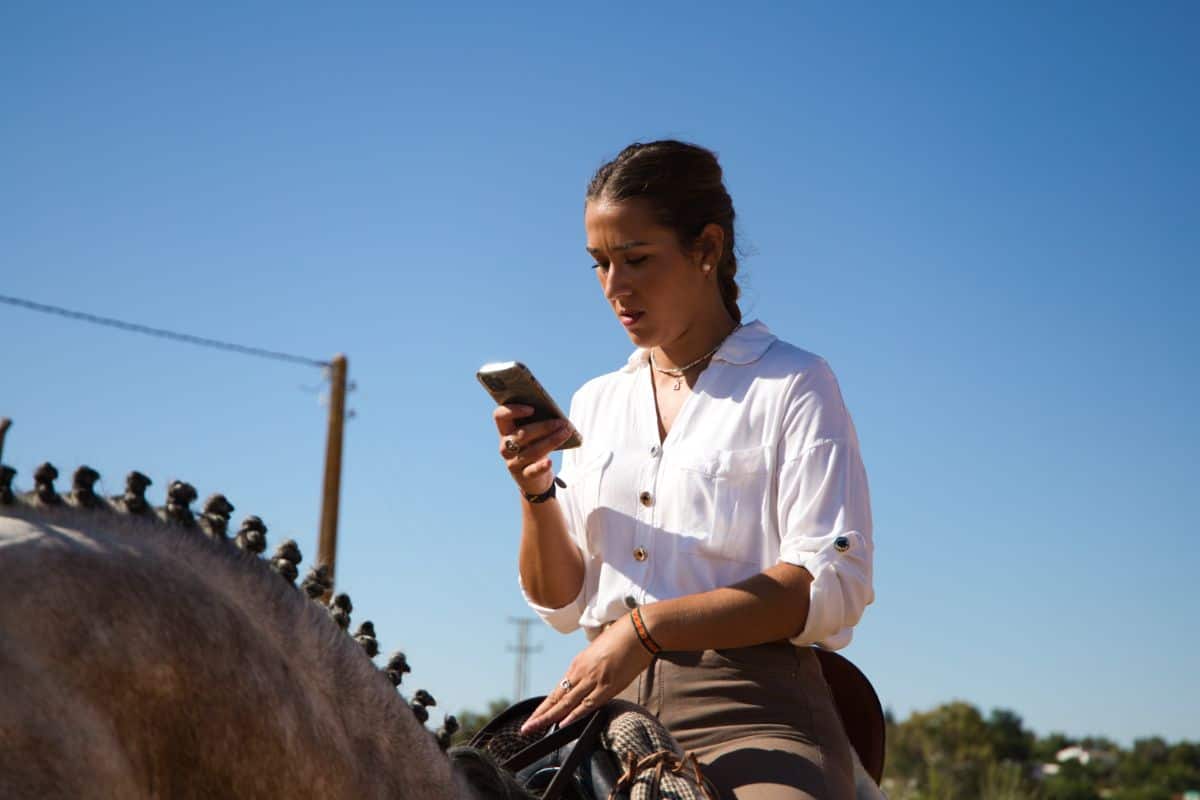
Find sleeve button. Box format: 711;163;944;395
639;491;653;507
834;536;850;552
633;546;648;562
624;595;639;609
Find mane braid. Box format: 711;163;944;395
0;461;468;798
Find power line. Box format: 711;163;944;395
0;293;329;369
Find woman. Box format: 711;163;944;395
491;140;874;799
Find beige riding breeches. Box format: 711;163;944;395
615;642;856;800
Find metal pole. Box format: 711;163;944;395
317;354;348;601
507;617;542;702
0;417;11;464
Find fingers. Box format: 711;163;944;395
519;457;554;483
494;406;577;440
492;404;535;435
498;419;574;465
521;678;598;735
560;692;602;728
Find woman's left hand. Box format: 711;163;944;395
520;615;654;735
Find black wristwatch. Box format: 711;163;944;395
523;476;567;504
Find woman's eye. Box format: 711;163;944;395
591;262;609;271
626;255;649;266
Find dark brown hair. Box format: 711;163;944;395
586;140;742;324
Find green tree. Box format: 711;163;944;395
980;760;1037;800
987;709;1035;765
887;701;996;797
1041;759;1101;800
884;700;1199;800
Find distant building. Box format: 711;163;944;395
1055;746;1118;767
1037;745;1120;780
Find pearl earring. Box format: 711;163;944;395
702;264;712;273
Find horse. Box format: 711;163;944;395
0;454;483;799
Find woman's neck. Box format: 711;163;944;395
653;310;740;373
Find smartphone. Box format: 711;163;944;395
476;361;582;450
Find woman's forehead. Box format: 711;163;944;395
584;198;670;252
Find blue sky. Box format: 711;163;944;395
2;2;1197;746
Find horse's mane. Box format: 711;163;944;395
0;462;465;798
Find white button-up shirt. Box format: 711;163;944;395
521;320;874;650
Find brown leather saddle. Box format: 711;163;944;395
814;647;886;785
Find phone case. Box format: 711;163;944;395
476;361;582;450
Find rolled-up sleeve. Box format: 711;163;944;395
775;365;875;649
519;573;586;633
778;438;874;648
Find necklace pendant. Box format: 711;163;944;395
673;377;682;390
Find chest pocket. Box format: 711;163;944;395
666;444;772;564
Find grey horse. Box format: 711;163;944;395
0;450;482;799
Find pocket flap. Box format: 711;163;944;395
562;449;611;483
670;444;770;479
715;445;771;479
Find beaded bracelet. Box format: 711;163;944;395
630;607;663;655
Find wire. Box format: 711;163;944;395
0;293;329;369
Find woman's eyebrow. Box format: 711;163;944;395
586;240;650;255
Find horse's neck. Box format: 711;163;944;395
0;507;468;799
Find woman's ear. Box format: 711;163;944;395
694;223;725;273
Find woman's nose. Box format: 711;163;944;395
602;265;632;300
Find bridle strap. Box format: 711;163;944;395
498;708;609;800
501;712;594;773
540;709;608;800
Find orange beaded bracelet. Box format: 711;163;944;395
630;607;663;655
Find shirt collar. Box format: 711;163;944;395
621;319;777;373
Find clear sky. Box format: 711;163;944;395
2;2;1196;746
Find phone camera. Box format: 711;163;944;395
482;375;507;392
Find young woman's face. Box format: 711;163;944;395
584;198;714;349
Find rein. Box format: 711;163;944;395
612;750;716;800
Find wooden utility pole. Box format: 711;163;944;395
317;354;349;599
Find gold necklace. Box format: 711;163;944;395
649;325;742;390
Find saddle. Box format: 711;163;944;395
467;697;715;800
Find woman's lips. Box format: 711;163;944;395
619;311;645;328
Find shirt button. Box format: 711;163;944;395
650;445;660;457
639;491;653;507
633;546;648;562
834;536;851;552
624;595;639;609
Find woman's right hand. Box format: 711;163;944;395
493;405;577;495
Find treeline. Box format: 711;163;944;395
884;701;1200;800
451;698;1200;799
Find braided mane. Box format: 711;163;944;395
0;460;465;799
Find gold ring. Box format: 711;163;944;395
504;437;521;455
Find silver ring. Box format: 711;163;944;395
504;437;521;455
559;678;572;691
